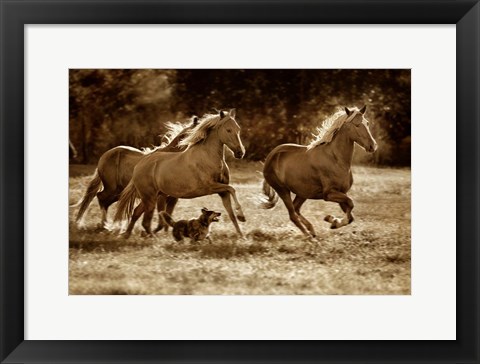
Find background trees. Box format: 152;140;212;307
70;69;410;165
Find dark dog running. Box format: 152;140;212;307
161;207;221;242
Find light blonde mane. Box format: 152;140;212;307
160;120;192;147
307;107;360;149
142;118;195;154
178;113;225;148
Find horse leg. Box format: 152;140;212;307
275;189;311;237
229;189;246;222
164;197;178;231
141;199;156;236
293;196;316;237
218;192;243;237
223;187;245;222
207;183;245;222
340;202;354;223
153;195;167;233
97;189;117;229
153;196;178;233
323;190;354;229
123;202;145;239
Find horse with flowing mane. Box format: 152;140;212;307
260;106;377;238
114;109;246;238
74;116;198;228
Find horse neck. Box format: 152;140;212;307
324;126;354;168
190;128;225;161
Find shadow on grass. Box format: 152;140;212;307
69;225;156;252
199;241;269;259
162;233;270;259
69;238;154;252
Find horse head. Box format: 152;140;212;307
345;106;377;153
218;109;246;159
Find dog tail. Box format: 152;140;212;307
259;179;279;209
160;211;176;227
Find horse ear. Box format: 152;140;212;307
345;107;352;116
220;110;225;118
192;116;198;126
201;207;208;212
359;105;367;114
229;108;236;118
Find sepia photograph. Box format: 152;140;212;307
69;69;411;295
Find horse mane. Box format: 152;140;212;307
142;117;196;154
178;113;223;148
307;107;360;149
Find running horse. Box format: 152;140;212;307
114;109;246;238
74;117;198;229
260;106;377;238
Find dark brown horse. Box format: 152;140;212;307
260;106;377;238
74;117;198;228
114;109;246;238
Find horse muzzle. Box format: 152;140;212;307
367;143;378;153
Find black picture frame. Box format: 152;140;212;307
1;1;478;363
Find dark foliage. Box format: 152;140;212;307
70;69;410;165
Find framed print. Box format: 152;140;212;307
1;0;479;363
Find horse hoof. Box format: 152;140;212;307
102;223;115;232
237;215;246;222
121;232;131;240
141;231;156;239
324;215;334;223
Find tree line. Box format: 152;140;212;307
69;69;410;165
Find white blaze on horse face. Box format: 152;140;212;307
222;117;245;158
355;116;377;152
236;130;246;158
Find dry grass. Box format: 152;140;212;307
69;161;411;295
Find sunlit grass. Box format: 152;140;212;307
69;162;411;295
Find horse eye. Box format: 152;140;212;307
227;129;232;133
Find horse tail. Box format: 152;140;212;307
259;179;279;209
160;211;175;227
74;169;103;222
114;180;138;222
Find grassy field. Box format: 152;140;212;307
69;161;411;295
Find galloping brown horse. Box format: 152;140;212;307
74;117;198;228
260;106;377;238
114;109;246;238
